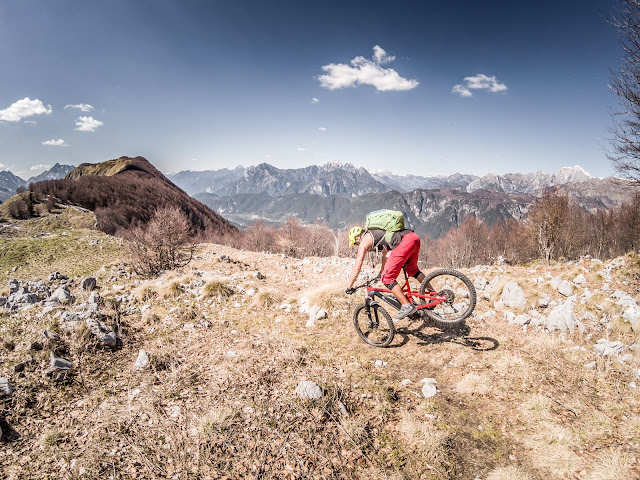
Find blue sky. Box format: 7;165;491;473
0;0;624;178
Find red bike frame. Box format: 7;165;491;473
365;271;444;310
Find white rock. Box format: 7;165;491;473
420;378;438;398
545;296;583;333
594;339;624;357
538;293;552;308
295;380;324;399
557;280;575;297
620;353;633;364
0;377;13;396
134;349;150;370
400;379;412;387
500;282;527;308
479;310;496;320
573;274;587;286
474;277;489;291
312;308;327;322
513;314;532;325
584;362;597;369
374;360;387;368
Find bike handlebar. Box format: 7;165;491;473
352;274;381;291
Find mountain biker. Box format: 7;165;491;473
345;225;426;320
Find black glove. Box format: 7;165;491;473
345;287;356;295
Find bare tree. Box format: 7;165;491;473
609;0;640;184
125;206;195;276
528;192;569;265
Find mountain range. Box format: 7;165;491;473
0;163;75;202
2;160;636;238
177;163;635;236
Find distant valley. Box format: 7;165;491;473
175;163;634;237
1;160;635;238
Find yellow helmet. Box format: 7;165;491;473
348;226;364;248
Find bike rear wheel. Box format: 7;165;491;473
353;302;395;347
419;269;476;327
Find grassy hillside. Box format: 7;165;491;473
0;208;124;286
1;217;639;479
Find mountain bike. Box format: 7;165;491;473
351;268;476;347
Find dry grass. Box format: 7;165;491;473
251;288;284;309
455;373;492;396
202;279;234;298
2;229;640;480
589;448;636;480
486;465;533;480
304;284;349;311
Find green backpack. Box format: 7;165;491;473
364;209;405;245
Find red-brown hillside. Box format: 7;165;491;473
31;156;237;238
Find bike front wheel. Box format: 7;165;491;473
419;269;476;327
353;302;395;347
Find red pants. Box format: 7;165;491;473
381;232;421;285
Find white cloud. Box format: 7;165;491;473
312;97;319;104
372;45;394;65
452;85;472;97
452;73;508;97
0;163;5;170
75;116;103;132
30;164;51;171
319;45;419;92
297;147;305;151
65;103;94;112
0;97;52;122
42;139;68;147
318;127;327;131
24;120;37;125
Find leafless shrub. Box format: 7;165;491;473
8;197;29;219
125;206;195;276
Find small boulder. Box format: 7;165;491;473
594;339;624;357
474;277;489;291
45;352;73;381
545;296;583;333
500;282;527;308
81;277;97;291
295;380;324;399
49;286;76;305
538;293;552;308
556;280;575;297
85;318;117;347
421;378;438;398
0;377;13;396
8;279;19;294
88;291;102;305
573;274;587;286
133;349;150;370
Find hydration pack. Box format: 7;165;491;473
364;209;406;245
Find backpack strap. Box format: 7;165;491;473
367;229;387;252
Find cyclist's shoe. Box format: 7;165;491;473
394;303;417;321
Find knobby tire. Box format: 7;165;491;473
419;269;476;328
353;302;395;347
